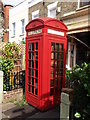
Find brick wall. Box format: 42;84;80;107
3;5;13;42
28;1;77;21
3;88;23;103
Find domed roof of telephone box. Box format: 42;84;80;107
25;17;67;31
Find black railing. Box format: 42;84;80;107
3;70;25;91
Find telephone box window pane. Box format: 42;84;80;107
51;43;55;51
36;43;38;50
35;88;37;95
32;61;34;68
29;52;31;59
32;52;34;60
55;87;58;94
60;61;63;68
55;61;58;68
55;79;58;86
50;88;54;96
51;60;54;67
55;52;59;59
32;43;34;51
29;60;31;67
28;77;31;84
50;80;54;87
51;68;54;74
60;53;63;59
32;69;34;76
35;61;38;69
35;52;38;60
35;70;38;78
35;79;38;87
29;68;31;76
56;43;59;51
60;70;63;76
32;77;34;85
60;44;64;51
29;44;31;50
51;73;54;79
32;86;34;94
28;85;30;92
51;52;55;59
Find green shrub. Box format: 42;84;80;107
66;63;90;119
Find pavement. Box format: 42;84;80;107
0;102;60;120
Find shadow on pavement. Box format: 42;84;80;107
2;104;60;120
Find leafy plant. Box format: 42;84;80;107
66;63;90;119
0;42;21;91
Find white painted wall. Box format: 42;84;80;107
9;0;28;43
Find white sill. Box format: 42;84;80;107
76;4;90;11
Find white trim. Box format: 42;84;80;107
78;0;80;9
47;1;58;10
28;0;43;8
48;29;64;36
32;10;39;20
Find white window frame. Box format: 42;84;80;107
21;19;25;35
67;42;76;70
47;1;58;18
12;22;15;36
32;10;39;20
78;0;90;9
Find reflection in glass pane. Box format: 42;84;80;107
32;86;34;94
51;60;54;67
36;43;38;50
55;61;58;68
29;52;31;59
60;44;64;51
56;43;59;51
35;70;38;78
32;61;34;68
51;43;55;51
51;52;55;59
60;52;63;59
35;79;38;87
29;68;31;76
35;88;37;95
55;52;59;59
50;88;54;96
32;52;34;60
32;43;34;51
29;60;31;67
35;52;38;59
35;61;38;69
50;80;54;87
28;85;30;92
29;44;31;50
32;77;34;85
32;69;34;76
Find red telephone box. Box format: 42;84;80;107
25;17;67;111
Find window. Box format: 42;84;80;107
78;0;90;8
32;10;39;20
47;1;58;18
28;42;39;96
21;19;25;34
12;22;15;36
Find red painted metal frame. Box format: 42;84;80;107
25;17;67;111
